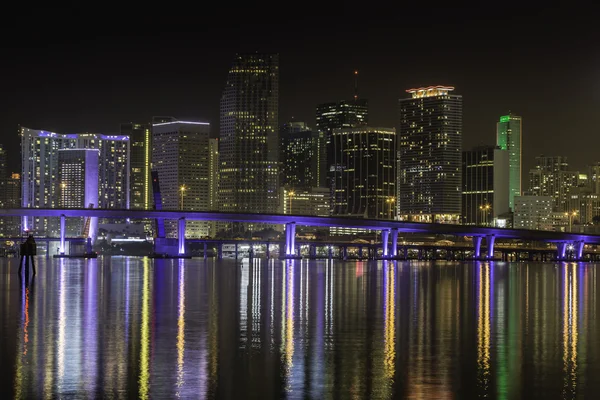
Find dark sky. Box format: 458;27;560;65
2;6;599;185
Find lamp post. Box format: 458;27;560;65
479;204;490;226
386;196;396;220
180;185;186;210
565;210;578;232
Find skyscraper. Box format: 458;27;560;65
152;119;213;238
121;122;152;210
496;113;522;210
20;126;130;235
331;126;396;219
398;86;462;223
58;149;99;238
280;121;326;189
462;145;509;225
528;155;579;211
219;53;279;216
0;144;6;208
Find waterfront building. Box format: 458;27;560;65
496;113;522;210
514;195;553;231
121;122;152;210
280;121;326;189
528;155;579;212
398;85;462;223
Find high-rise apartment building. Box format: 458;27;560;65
398;86;462;223
280;121;326;189
2;173;21;236
528;155;579;211
152;120;213;238
20;127;130;235
58;149;99;238
462;146;509;225
496;113;522;210
330;127;396;219
514;195;553;231
218;53;279;216
121;122;152;210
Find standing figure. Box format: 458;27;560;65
18;235;37;275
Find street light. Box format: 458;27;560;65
479;204;491;226
565;210;578;232
180;185;186;210
386;196;396;220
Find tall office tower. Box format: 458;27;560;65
152;119;212;238
20;127;131;235
280;121;326;189
316;98;368;192
528;155;579;211
462;146;510;225
219;53;279;218
496;113;522;210
588;162;600;193
58;149;99;239
398;86;463;223
330;127;396;219
209;138;219;237
514;195;553;231
121;122;152;210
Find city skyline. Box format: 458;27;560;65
1;8;598;178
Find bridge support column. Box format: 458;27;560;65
486;234;495;259
473;236;483;259
266;243;270;259
556;242;567;260
358;246;363;259
60;214;66;255
391;228;398;257
403;246;408;260
218;243;223;259
576;240;585;260
178;218;186;255
328;245;333;259
285;222;296;256
342;246;348;260
204;242;208;260
234;243;238;259
381;229;390;257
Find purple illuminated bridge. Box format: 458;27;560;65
1;208;599;260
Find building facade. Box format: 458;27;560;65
398;86;462;223
330;127;396;219
528;155;580;212
280;121;326;189
281;187;330;217
496;113;522;210
218;53;279;216
121;122;152;210
514;195;553;231
462;146;509;225
152;120;213;238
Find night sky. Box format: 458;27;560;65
1;7;599;182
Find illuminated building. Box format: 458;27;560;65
528;155;580;211
58;149;99;239
496;113;522;210
462;146;509;225
398;86;462;223
587;162;600;193
281;187;330;217
121;122;152;210
316;98;368;188
0;145;20;236
218;53;279;217
513;195;553;230
280;121;326;189
209;138;219;236
20;127;130;236
152;119;212;238
331;126;396;219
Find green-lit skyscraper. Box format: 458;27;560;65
496;113;522;210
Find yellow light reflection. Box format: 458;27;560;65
477;264;491;393
562;263;578;398
58;260;67;388
14;284;30;399
384;264;396;380
282;261;295;380
176;263;186;392
139;258;151;400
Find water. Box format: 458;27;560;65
1;257;599;399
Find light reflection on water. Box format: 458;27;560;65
1;257;600;399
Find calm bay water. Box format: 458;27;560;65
0;256;599;399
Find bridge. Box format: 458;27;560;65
1;208;599;261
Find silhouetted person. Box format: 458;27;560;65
18;235;37;275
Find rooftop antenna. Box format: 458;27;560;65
354;70;359;100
